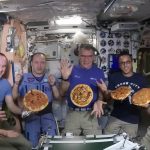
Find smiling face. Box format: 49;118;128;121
31;53;46;77
79;48;95;69
0;54;7;78
119;54;133;77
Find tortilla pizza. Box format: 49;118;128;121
110;86;131;100
70;84;93;107
23;89;49;112
132;88;150;107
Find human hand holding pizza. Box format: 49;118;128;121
60;59;73;80
110;86;131;100
132;88;150;107
21;110;32;119
22;89;49;119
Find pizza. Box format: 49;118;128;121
110;86;131;100
70;84;93;107
132;88;150;107
23;89;49;112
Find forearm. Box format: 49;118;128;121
8;104;22;115
0;129;7;136
52;85;60;99
103;90;111;101
0;129;19;137
97;90;104;102
12;83;19;100
59;80;70;96
6;97;22;115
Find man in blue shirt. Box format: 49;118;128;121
0;52;32;150
97;51;147;138
13;52;60;148
60;44;106;136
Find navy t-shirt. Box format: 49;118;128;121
108;72;147;124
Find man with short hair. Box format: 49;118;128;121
0;52;32;150
97;51;147;137
60;44;106;136
13;52;60;148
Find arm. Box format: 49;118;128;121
48;74;60;99
59;59;73;97
5;95;22;115
0;129;19;137
97;79;111;101
91;90;107;118
59;80;70;97
0;110;20;137
12;83;19;100
12;74;22;100
51;85;60;99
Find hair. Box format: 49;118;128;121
79;44;99;56
0;52;9;78
118;51;132;60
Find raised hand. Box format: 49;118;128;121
97;79;107;93
48;74;56;86
15;73;22;85
60;59;73;80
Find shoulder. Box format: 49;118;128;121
92;64;103;72
73;65;79;69
133;72;144;77
1;79;11;90
133;72;147;82
1;79;11;86
109;71;121;78
133;72;146;80
72;65;80;72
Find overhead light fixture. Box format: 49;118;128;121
122;0;145;5
55;16;82;26
110;4;138;17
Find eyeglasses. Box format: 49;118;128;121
80;55;94;58
119;61;132;66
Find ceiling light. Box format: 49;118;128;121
122;0;145;5
110;4;138;17
56;16;82;26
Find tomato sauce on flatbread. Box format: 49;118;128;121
111;86;131;100
23;89;48;112
132;88;150;107
70;84;93;107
